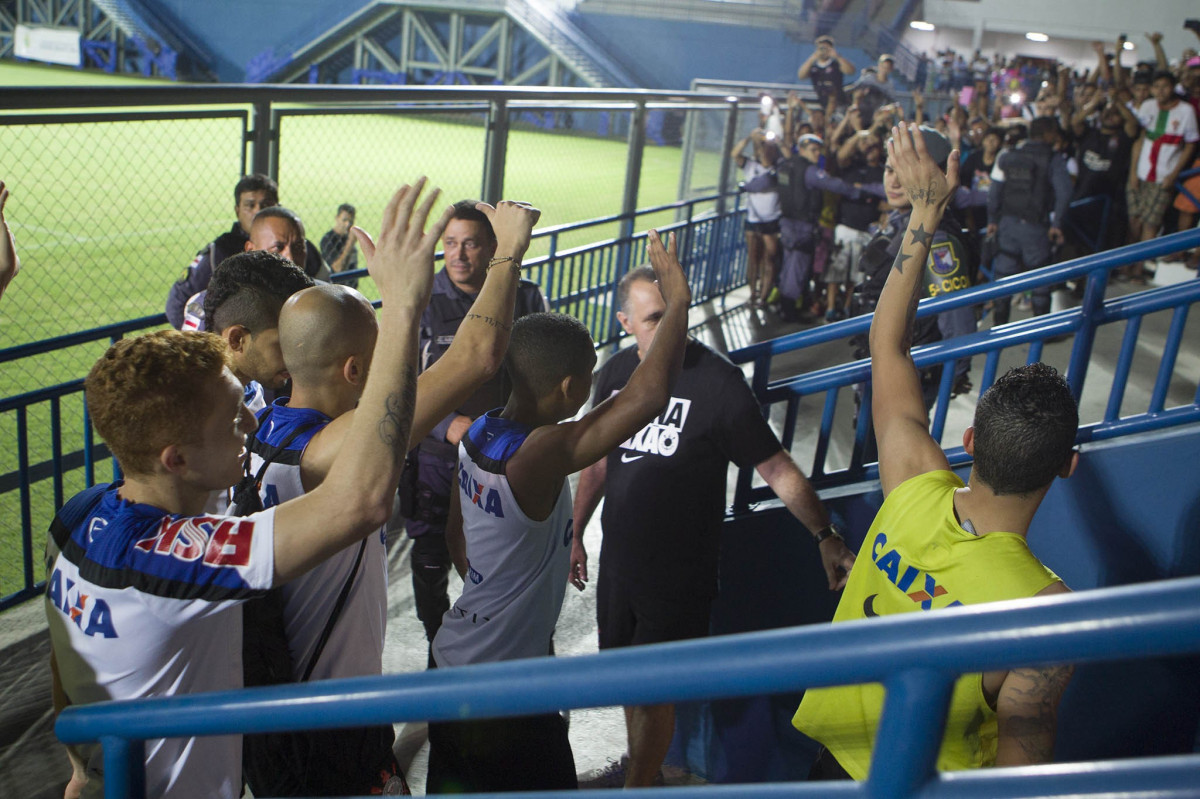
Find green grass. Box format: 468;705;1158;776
0;63;730;601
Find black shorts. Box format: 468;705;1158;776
427;713;576;793
745;219;781;236
597;576;712;650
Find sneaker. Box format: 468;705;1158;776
578;756;628;790
578;755;665;789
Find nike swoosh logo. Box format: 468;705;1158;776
620;452;644;463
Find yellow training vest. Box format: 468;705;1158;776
793;470;1060;779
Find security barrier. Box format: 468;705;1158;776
55;574;1200;798
728;227;1200;509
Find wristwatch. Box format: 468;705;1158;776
814;524;843;544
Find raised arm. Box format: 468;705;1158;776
1146;32;1168;71
301;201;539;482
512;231;690;487
1110;90;1141;138
0;182;18;301
271;179;446;582
407;201;539;441
869;125;957;496
1113;35;1129;88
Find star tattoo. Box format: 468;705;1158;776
892;249;913;274
908;224;933;248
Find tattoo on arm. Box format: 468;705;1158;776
908;223;932;247
892;248;913;274
377;371;417;461
465;312;512;331
906;179;941;207
1000;664;1073;764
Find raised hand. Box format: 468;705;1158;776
0;181;19;299
646;230;692;310
887;123;960;214
352;177;452;310
1146;31;1163;44
475;200;541;262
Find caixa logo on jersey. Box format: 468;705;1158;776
133;516;256;568
458;464;504;518
47;569;117;638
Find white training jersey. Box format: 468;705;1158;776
248;399;388;681
45;483;276;799
432;411;574;667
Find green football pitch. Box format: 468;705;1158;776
0;61;729;600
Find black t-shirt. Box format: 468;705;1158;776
594;340;782;600
809;59;846;106
838;163;884;231
1074;125;1134;200
960;150;998;195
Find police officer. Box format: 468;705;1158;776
986;116;1072;325
407;200;547;647
166;174;328;329
852;126;978;406
744;126;864;320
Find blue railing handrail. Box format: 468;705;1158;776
56;576;1200;797
730;227;1200;365
726;226;1200;507
765;280;1200;398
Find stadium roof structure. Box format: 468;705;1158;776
260;0;643;88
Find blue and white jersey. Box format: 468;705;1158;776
244;379;266;414
249;399;389;682
44;483;276;799
432;410;574;667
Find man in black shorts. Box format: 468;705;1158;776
570;266;856;788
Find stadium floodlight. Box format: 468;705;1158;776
1026;32;1050;42
910;21;935;32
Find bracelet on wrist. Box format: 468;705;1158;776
487;256;522;275
814;524;843;544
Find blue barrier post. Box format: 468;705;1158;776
869;667;956;798
101;735;145;799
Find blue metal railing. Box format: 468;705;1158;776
0;196;746;611
56;575;1200;798
729;227;1200;510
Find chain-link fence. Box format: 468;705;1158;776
0;85;757;608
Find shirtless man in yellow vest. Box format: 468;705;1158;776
794;123;1078;779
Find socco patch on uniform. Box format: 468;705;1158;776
929;241;960;276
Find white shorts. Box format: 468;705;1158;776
826;225;872;284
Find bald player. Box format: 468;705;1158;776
238;200;541;796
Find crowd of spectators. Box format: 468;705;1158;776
734;21;1199;334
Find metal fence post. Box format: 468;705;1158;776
1065;266;1109;401
250;101;277;180
609;101;647;343
715;98;740;215
482;98;509;206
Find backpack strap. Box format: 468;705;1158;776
231;408;322;516
300;537;368;682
